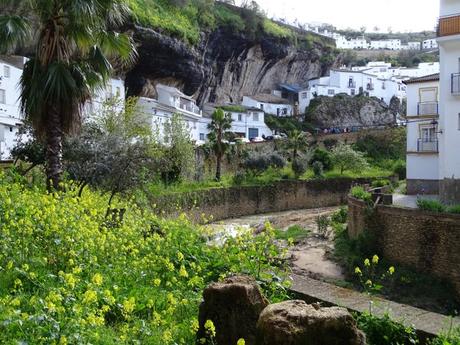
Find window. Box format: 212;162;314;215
238;114;243;122
248;128;259;139
350;89;356;96
328;89;335;95
419;87;438;102
260;104;264;110
3;66;10;78
0;89;5;104
199;133;205;140
9;126;12;132
253;113;259;121
301;92;308;99
420;125;436;141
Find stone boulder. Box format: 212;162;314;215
256;300;366;345
197;275;269;345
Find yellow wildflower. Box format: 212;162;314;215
162;330;173;343
237;339;246;345
354;267;362;275
122;297;135;314
153;278;161;287
389;266;395;275
365;279;372;286
177;251;184;261
82;290;98;304
364;258;370;267
179;265;188;278
204;319;216;337
92;273;103;286
372;255;379;264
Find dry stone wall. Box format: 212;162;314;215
153;178;370;222
348;196;460;298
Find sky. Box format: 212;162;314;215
236;0;439;33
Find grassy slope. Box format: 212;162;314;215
127;0;334;47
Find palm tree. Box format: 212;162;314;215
207;108;232;181
285;129;308;162
0;0;136;190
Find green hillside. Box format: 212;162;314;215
127;0;334;46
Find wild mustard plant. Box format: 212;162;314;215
0;172;288;344
354;255;395;295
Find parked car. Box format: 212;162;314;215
250;137;265;143
234;137;250;143
264;135;274;141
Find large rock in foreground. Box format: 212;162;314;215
256;300;366;345
198;275;269;345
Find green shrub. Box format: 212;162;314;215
331;207;348;224
350;186;372;203
311;148;333;171
232;170;246;185
416;199;446;213
242;153;286;176
392;160;406;180
292;157;308;177
356;312;419;345
312;161;324;177
323;138;338;151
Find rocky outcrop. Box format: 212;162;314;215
126;25;337;106
197;275;269;345
306;94;397;128
256;300;366;345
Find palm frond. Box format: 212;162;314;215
0;15;31;53
98;31;137;65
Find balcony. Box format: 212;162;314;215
417;102;438;115
366;83;374;91
452;73;460;94
417;139;438;153
438;14;460;37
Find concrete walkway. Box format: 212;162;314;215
393;194;439;209
291;274;460;337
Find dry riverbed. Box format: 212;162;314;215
208;207;345;283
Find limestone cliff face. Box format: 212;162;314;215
125;25;336;106
306;95;396;127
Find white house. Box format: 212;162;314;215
201;104;272;140
307;68;405;105
242;94;293;117
0;57;26;160
84;78;125;119
404;74;440;195
437;0;460;203
408;41;422;50
370;39;402;50
423;38;439;50
137;84;273;143
137;84;203;142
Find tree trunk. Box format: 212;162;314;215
215;153;222;181
45;109;63;191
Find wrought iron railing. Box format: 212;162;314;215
417;139;438;152
417;102;438;115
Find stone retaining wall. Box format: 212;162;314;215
348;196;460;298
151;178;370;223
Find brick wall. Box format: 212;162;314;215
348;196;460;298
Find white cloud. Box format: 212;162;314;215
238;0;439;33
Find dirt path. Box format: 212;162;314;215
208;207;345;282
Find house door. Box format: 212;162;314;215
248;128;259;139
